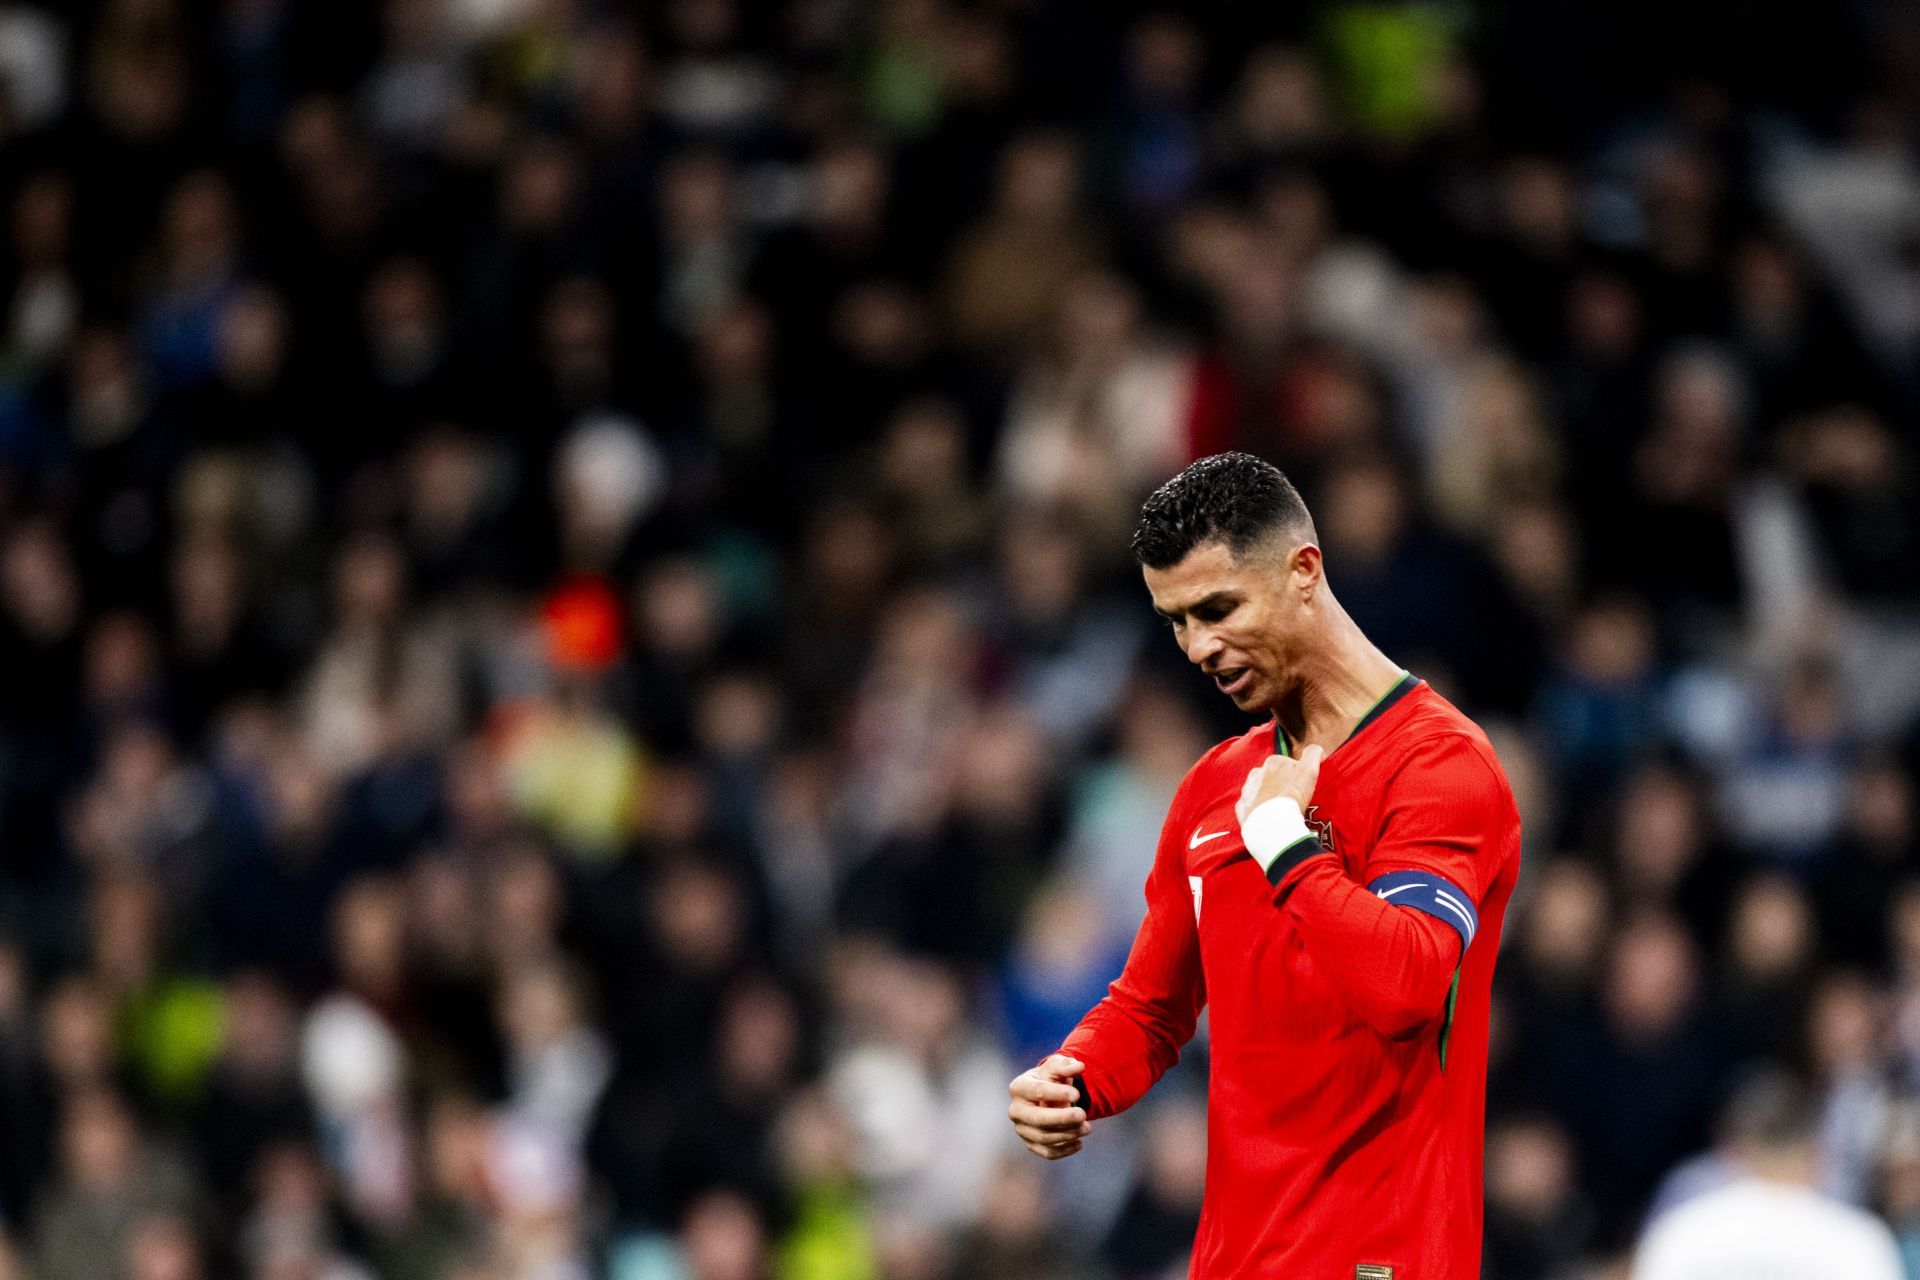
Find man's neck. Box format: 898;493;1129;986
1269;607;1406;757
1741;1149;1819;1188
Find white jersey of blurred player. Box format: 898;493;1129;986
1631;1177;1903;1280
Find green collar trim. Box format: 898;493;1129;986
1272;669;1418;758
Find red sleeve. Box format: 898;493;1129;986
1276;863;1459;1039
1266;732;1510;1040
1058;765;1209;1119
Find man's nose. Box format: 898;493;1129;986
1184;626;1222;667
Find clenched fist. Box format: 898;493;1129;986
1237;742;1324;823
1008;1055;1091;1160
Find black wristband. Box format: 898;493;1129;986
1262;834;1325;888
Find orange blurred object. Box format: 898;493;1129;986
541;577;624;671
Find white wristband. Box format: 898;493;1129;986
1241;796;1313;872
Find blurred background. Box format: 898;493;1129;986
0;1;1917;1278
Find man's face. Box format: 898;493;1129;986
1143;538;1308;713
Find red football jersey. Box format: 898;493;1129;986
1061;674;1521;1278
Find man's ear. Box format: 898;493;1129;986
1290;542;1324;596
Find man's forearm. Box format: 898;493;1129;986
1059;984;1192;1118
1272;849;1459;1039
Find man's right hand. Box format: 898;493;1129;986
1008;1055;1092;1160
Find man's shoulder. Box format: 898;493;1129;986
1648;1179;1900;1253
1389;685;1507;786
1400;683;1495;747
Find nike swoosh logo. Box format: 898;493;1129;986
1189;828;1231;848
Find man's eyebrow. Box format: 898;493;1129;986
1154;591;1234;620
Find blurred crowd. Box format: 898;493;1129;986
0;1;1918;1278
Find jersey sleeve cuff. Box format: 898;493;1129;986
1242;797;1328;891
1262;832;1326;889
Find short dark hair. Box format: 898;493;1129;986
1131;452;1316;569
1717;1068;1817;1152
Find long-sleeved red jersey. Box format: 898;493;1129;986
1060;674;1521;1277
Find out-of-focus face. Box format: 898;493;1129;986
1485;1118;1575;1222
1604;915;1698;1040
1143;537;1311;714
124;1216;200;1280
63;1092;137;1192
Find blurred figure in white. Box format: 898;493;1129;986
497;960;612;1155
1632;1072;1902;1280
826;951;1010;1231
